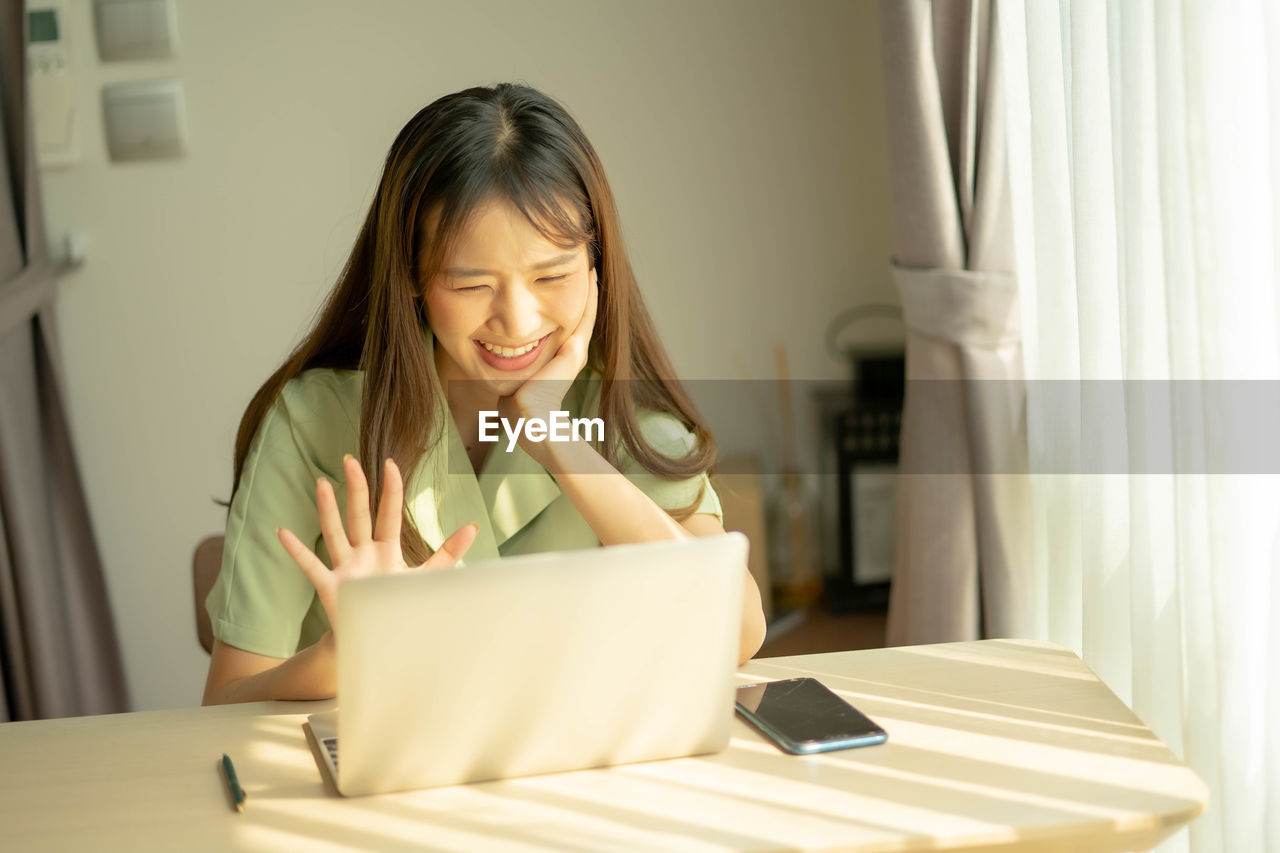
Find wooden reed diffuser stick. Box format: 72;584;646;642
774;343;818;607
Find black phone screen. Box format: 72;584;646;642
735;677;886;752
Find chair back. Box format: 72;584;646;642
193;536;224;654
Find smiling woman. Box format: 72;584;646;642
201;83;766;705
426;200;594;408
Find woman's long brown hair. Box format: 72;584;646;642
230;83;716;564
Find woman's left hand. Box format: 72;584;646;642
498;269;598;459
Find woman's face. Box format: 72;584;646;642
424;199;592;398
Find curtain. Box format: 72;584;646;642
878;0;1033;645
999;0;1279;850
0;3;128;718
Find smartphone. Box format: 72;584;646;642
735;677;887;754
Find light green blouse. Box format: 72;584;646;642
206;360;721;659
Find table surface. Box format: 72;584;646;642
0;639;1207;852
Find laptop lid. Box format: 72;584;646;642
333;532;747;796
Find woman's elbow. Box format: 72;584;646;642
737;603;767;665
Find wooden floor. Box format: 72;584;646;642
756;607;887;659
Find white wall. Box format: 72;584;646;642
39;0;896;710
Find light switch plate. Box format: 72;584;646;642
93;0;178;62
101;79;186;162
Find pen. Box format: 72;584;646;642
221;753;247;813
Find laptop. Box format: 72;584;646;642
305;532;747;796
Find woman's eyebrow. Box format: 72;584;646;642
444;253;579;278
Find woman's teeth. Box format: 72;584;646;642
481;339;539;358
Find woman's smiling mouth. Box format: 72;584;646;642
474;333;551;371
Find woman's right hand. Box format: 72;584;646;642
276;454;478;634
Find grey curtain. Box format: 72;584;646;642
879;0;1032;644
0;3;127;718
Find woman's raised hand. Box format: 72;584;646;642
276;455;478;634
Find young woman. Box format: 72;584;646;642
203;83;766;705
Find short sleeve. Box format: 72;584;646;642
619;410;723;523
205;371;360;658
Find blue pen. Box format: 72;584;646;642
221;753;247;813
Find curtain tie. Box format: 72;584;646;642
891;263;1019;347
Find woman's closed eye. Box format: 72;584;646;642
452;274;568;293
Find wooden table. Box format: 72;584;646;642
0;639;1207;852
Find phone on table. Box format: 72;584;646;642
735;677;887;754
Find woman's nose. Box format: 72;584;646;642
490;282;542;340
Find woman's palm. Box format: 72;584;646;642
277;455;477;634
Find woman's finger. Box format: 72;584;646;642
562;274;598;365
373;458;404;544
585;269;599;329
506;274;599;403
316;476;353;566
421;522;479;570
277;526;333;591
536;289;595;383
343;454;374;545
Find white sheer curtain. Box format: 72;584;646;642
999;1;1279;851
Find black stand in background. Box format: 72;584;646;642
822;352;904;614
